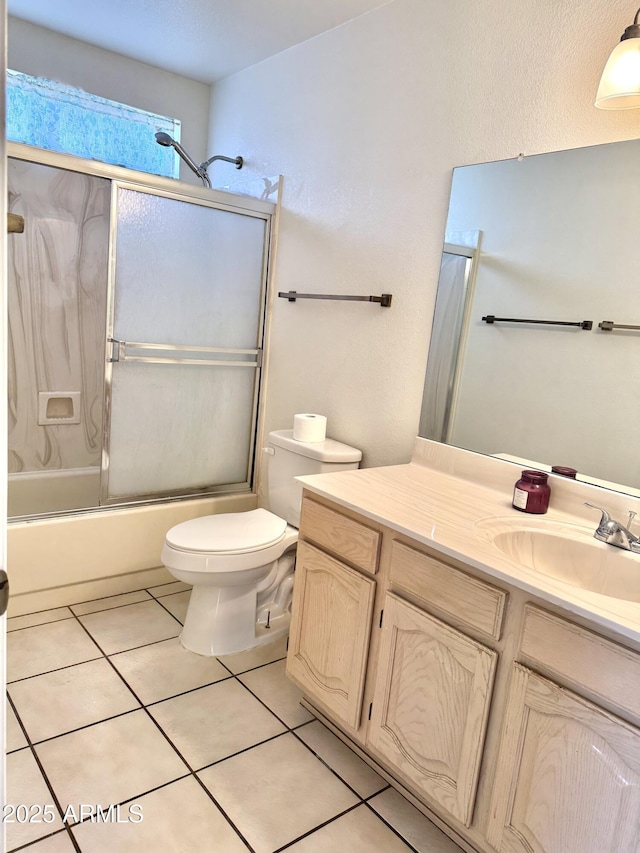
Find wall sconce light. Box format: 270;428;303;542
596;7;640;108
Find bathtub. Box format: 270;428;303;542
7;490;257;616
8;466;101;517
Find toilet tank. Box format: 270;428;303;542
266;429;362;527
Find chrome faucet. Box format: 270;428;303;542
584;503;640;552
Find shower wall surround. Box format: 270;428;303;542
8;159;110;475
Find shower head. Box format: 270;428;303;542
154;131;211;187
154;131;174;147
155;131;244;187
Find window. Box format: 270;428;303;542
6;69;181;178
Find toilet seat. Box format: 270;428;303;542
166;508;287;555
162;510;298;578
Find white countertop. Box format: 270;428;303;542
297;457;640;646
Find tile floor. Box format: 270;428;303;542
6;582;464;852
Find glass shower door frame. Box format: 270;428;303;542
100;180;272;506
419;243;477;442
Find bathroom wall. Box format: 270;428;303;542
207;0;640;468
7;17;211;186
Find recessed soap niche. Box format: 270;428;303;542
38;392;81;425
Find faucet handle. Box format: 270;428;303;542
584;503;612;525
628;511;637;530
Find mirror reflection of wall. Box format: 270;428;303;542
420;138;640;495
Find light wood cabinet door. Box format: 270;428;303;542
488;664;640;853
286;541;376;730
368;593;497;826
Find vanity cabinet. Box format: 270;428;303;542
487;664;640;853
286;498;380;731
368;592;497;826
488;605;640;853
286;488;640;853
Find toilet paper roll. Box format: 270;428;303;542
293;413;327;443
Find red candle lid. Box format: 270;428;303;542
520;470;549;484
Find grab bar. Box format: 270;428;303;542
482;315;593;330
598;321;640;332
278;291;392;307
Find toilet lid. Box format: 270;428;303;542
165;508;287;554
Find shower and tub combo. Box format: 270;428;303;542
7;136;276;616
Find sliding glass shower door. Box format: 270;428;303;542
102;184;269;503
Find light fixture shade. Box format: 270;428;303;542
596;37;640;109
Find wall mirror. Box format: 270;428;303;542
419;137;640;496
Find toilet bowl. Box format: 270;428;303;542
162;508;298;656
162;429;362;656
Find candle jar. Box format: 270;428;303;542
551;466;577;479
512;470;551;514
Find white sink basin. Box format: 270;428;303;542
475;517;640;602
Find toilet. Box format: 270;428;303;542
161;429;362;656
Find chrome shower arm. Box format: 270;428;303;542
200;154;243;171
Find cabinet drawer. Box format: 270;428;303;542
299;497;380;576
520;606;640;722
389;540;506;640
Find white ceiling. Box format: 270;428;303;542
7;0;392;84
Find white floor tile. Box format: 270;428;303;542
217;633;288;674
71;776;247;852
78;599;181;654
369;788;464;852
287;804;414;852
7;619;102;682
148;678;285;769
148;581;192;598
198;732;358;853
35;710;189;811
9;658;140;742
4;584;467;853
7;608;73;633
296;721;387;798
110;637;230;704
239;659;314;727
6;749;64;850
71;590;152;616
156;590;190;624
6;702;28;752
